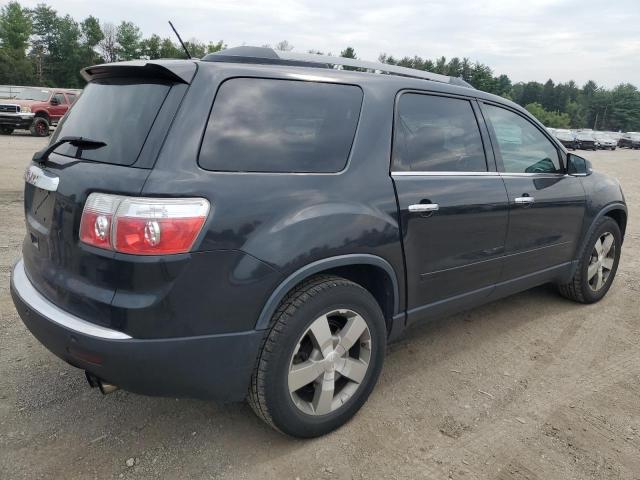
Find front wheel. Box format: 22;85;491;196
558;217;621;303
248;275;386;437
30;117;50;137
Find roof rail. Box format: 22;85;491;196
202;47;474;89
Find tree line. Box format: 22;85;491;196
1;1;639;131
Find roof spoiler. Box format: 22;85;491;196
81;60;197;84
203;46;474;89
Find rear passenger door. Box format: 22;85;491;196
392;92;509;323
480;102;585;280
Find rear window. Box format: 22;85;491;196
199;78;363;173
51;79;170;165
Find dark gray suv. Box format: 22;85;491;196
10;47;627;437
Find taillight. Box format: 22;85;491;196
80;193;210;255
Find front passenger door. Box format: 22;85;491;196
481;102;586;280
392;93;509;324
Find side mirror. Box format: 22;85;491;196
50;97;60;106
567;153;592;176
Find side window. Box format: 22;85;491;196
52;93;66;104
66;93;77;104
393;93;487;172
483;104;562;174
199;78;363;173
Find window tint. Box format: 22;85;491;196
52;93;66;104
483;104;562;174
393;94;487;172
51;79;170;165
199;78;363;173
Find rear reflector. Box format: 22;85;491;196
80;193;210;255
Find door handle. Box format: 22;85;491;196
514;196;535;205
408;203;439;213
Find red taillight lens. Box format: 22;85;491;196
79;193;122;249
114;217;206;254
79;193;210;255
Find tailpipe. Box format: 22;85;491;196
85;372;119;395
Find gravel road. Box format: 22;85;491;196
1;132;639;479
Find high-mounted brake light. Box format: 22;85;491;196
80;193;210;255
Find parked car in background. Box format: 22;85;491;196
605;131;623;143
10;50;627;438
576;131;597;150
619;133;640;149
0;87;81;137
594;133;617;150
554;130;578;150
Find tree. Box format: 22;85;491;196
603;84;640;131
49;14;83;87
274;40;293;51
0;1;31;51
468;62;495;92
116;21;141;60
525;102;571;128
446;57;461;77
524;82;544;105
541;79;556;110
0;1;33;84
159;37;181;58
183;39;225;58
140;34;162;59
79;16;103;66
98;22;117;63
494;74;512;98
340;47;356;59
29;3;58;84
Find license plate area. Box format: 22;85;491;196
27;186;56;231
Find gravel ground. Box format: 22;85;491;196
1;132;639;480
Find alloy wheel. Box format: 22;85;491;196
288;309;371;415
587;232;616;291
36;121;47;136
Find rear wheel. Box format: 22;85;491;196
30;117;50;137
249;275;386;437
558;217;621;303
0;126;13;135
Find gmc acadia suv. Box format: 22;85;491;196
10;48;627;437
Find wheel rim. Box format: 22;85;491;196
587;232;616;291
36;121;46;135
288;309;372;416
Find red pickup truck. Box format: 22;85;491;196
0;87;81;137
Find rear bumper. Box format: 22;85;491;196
10;259;264;401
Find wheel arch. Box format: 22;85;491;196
33;109;49;120
255;254;400;333
566;202;627;281
604;207;627;240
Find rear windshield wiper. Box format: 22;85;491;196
32;136;107;164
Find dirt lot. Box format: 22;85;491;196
0;132;639;480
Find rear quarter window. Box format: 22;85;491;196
199;78;363;173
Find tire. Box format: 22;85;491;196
0;126;13;135
248;275;386;438
558;217;621;303
30;117;50;137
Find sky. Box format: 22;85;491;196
18;0;640;88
